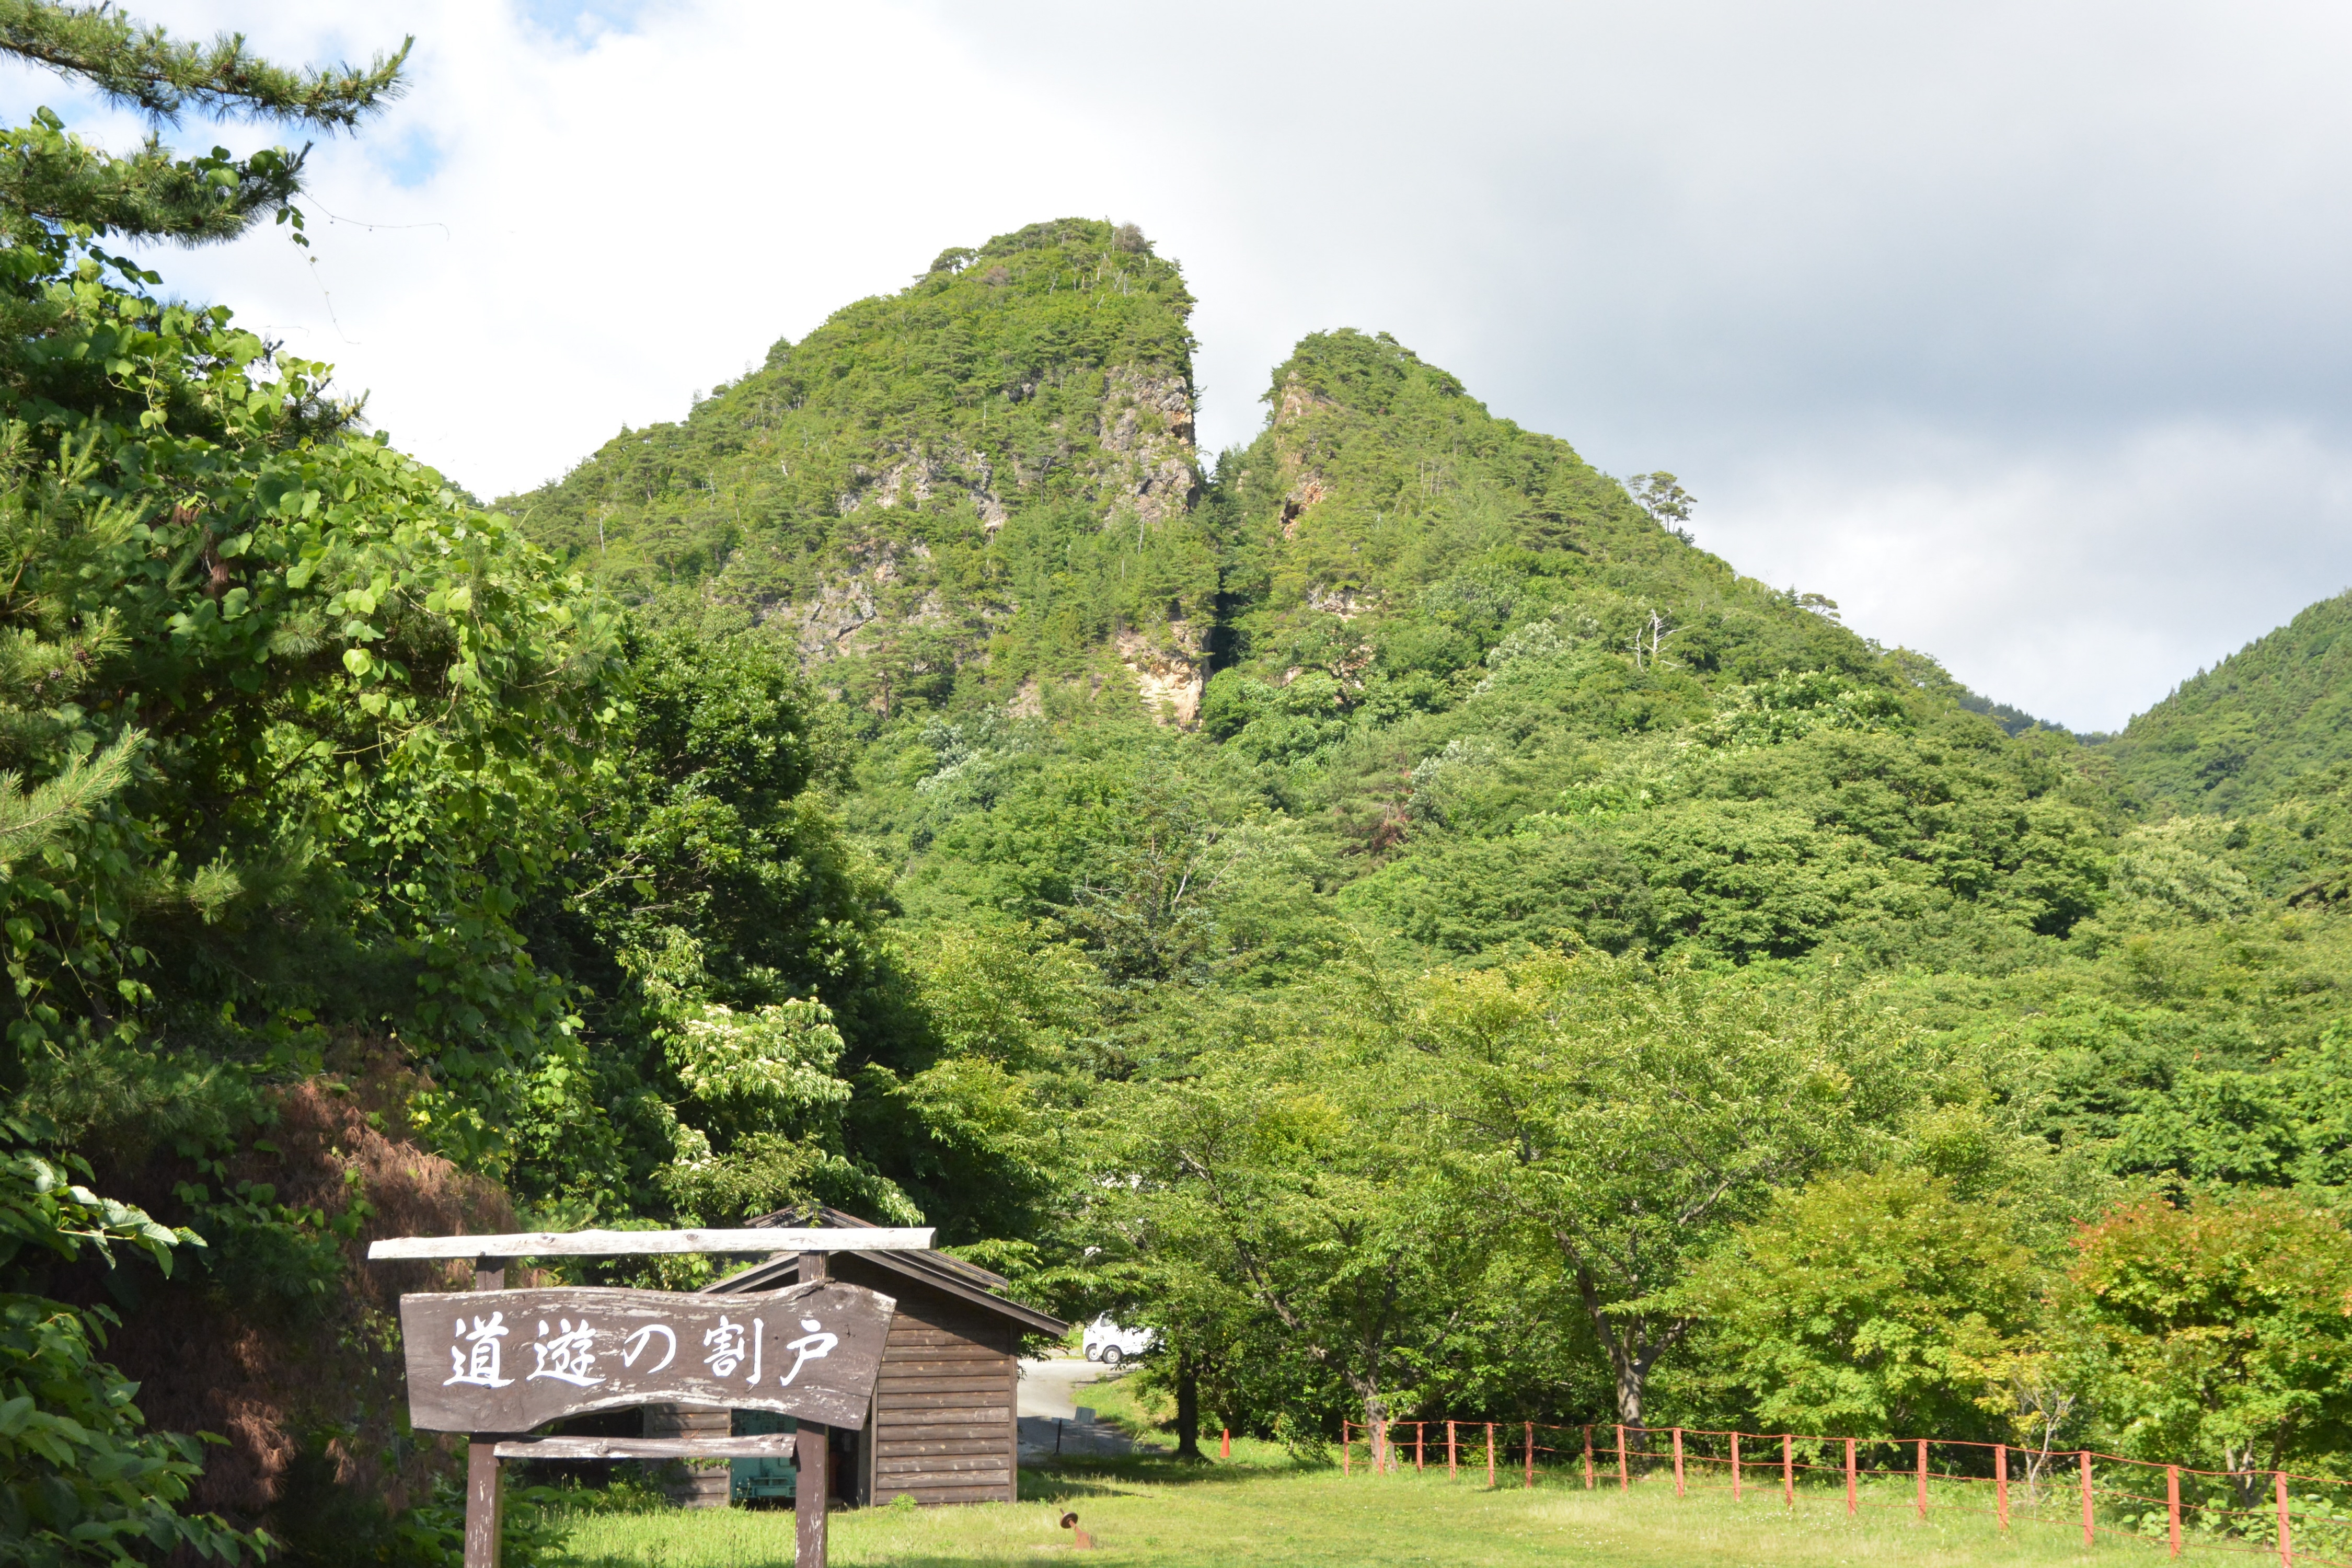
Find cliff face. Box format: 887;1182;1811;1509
506;218;1212;720
511;240;1878;737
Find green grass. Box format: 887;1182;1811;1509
1064;1365;1173;1445
546;1457;2196;1567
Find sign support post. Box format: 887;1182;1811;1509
797;1249;828;1568
467;1258;504;1568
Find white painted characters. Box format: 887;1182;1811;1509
445;1313;514;1388
527;1318;606;1387
621;1322;677;1373
703;1313;764;1381
443;1307;838;1393
778;1317;837;1388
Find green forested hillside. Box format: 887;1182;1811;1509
503;217;1217;720
2105;588;2352;815
15;130;2352;1567
519;221;2352;1470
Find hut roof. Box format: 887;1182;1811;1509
705;1206;1069;1336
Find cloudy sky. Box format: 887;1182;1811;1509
13;1;2352;731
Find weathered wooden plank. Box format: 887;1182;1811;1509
1006;1346;1020;1484
401;1282;893;1433
880;1361;1007;1377
874;1480;1013;1504
881;1348;1004;1366
370;1227;935;1261
885;1317;998;1332
877;1407;1008;1426
875;1438;1009;1458
878;1420;1007;1436
877;1397;1009;1415
492;1436;798;1460
877;1374;1010;1393
889;1315;1005;1333
875;1420;1002;1438
876;1455;1013;1476
641;1404;729;1436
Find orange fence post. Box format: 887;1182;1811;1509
1674;1428;1685;1497
1583;1426;1594;1490
1486;1423;1495;1490
1916;1439;1927;1522
1846;1438;1857;1516
1783;1434;1794;1509
1996;1444;2008;1530
1417;1423;1425;1473
1525;1422;1535;1490
2080;1451;2095;1548
1447;1421;1457;1480
2279;1470;2293;1566
1220;1427;1230;1460
1617;1424;1629;1491
1343;1420;1352;1478
1733;1432;1743;1503
2167;1466;2181;1557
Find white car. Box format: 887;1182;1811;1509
1082;1313;1157;1367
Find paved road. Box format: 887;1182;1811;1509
1017;1357;1154;1457
1018;1356;1119;1421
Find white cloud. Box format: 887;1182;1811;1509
14;1;2352;729
1694;422;2352;732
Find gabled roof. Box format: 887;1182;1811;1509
704;1205;1068;1337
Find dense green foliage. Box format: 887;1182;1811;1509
2105;590;2352;817
512;212;2352;1494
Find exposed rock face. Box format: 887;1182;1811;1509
516;220;1211;721
838;445;1009;530
1117;620;1206;729
1266;375;1336;539
1093;366;1199;529
1273;372;1334;428
1307;585;1373;620
777;540;945;663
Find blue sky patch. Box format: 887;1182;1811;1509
372;125;445;190
512;0;654;47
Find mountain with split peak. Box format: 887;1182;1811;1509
505;217;2352;973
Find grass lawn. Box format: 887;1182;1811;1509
547;1454;2188;1567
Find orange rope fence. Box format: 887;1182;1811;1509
1335;1419;2352;1565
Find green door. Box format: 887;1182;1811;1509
730;1411;795;1503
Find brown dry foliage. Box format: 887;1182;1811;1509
103;1048;522;1524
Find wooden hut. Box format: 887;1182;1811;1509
706;1207;1067;1506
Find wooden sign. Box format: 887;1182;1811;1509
399;1280;894;1435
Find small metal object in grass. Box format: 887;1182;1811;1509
1060;1512;1094;1549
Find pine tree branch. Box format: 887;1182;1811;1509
0;725;138;856
0;118;300;241
0;3;408;130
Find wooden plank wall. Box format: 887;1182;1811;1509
642;1402;732;1508
866;1289;1017;1504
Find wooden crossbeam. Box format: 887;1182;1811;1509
366;1227;933;1261
490;1435;800;1461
